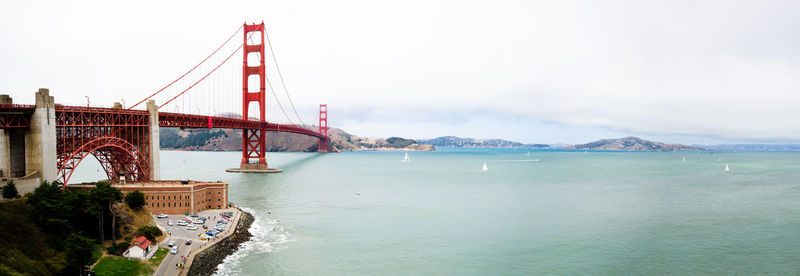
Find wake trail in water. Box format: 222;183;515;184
213;207;297;276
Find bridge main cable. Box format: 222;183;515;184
264;27;308;126
128;25;243;110
159;43;244;108
158;29;261;109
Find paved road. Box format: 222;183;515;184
151;209;238;276
153;237;192;276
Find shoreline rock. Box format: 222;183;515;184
186;211;255;276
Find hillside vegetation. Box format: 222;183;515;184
0;181;158;275
159;127;434;152
566;137;705;151
417;136;549;148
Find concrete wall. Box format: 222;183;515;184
8;130;25;177
0;95;11;177
25;88;57;182
147;100;160;180
0;130;8;177
0;129;24;179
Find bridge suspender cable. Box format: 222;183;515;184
160;29;259;110
159;44;244;109
266;71;296;125
264;27;308;126
248;35;296;125
128;25;243;110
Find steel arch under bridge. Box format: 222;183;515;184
55;106;153;186
57;137;150;186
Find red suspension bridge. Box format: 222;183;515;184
0;22;330;187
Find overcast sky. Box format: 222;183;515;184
2;0;799;144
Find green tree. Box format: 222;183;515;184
136;225;162;242
62;189;99;238
124;190;146;210
91;182;122;243
2;180;20;199
26;181;69;238
63;233;95;275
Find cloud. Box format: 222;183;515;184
2;0;799;143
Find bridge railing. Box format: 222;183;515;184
0;104;35;109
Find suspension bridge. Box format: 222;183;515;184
0;22;330;188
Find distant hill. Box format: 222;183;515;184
566;137;704;151
697;144;800;151
417;136;550;148
160;128;321;152
327;128;434;151
159;127;434;152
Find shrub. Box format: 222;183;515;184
106;241;130;256
2;180;20;199
124;191;146;210
136;225;162;242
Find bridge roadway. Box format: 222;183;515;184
0;90;328;187
0;104;326;139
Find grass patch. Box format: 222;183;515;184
92;244;105;263
149;247;169;266
92;256;153;276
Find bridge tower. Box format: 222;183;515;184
318;104;328;152
235;22;277;172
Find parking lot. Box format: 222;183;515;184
152;208;240;276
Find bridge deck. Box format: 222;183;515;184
0;104;326;139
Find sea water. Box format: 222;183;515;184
73;149;800;274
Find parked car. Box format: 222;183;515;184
190;213;199;218
187;225;198;230
177;221;188;226
157;214;168;218
167;220;174;226
168;241;175;247
170;247;178;254
218;220;228;224
193;220;203;224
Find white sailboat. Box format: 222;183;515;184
682;156;686;163
725;163;730;172
403;152;410;162
481;162;488;172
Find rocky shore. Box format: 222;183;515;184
187;211;255;276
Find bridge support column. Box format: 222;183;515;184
147;100;160;180
26;89;57;182
0;95;10;178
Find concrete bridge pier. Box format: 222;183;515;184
0;89;55;197
147;100;160;180
27;89;57;182
0;95;18;179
